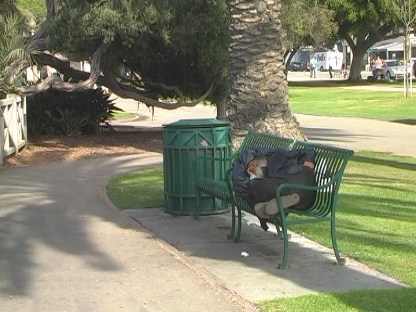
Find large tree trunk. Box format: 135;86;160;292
226;0;303;145
345;37;369;81
348;50;365;81
342;29;400;82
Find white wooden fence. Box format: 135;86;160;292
0;95;27;165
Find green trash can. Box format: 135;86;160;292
163;118;232;216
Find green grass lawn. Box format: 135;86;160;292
106;166;164;209
264;151;416;311
289;85;416;124
110;111;136;120
290;152;416;286
260;288;416;312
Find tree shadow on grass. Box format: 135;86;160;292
391;118;416;125
331;287;416;312
351;154;416;171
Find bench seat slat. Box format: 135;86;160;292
195;179;231;202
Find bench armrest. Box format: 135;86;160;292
275;178;337;194
274;176;342;217
224;166;234;190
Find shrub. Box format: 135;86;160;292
27;88;119;136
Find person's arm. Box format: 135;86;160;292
247;159;258;179
303;160;315;170
295;149;315;170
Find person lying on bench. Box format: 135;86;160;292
232;147;317;231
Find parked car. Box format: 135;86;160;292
372;59;412;80
287;62;301;71
287;61;309;72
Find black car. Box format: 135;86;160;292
287;61;309;72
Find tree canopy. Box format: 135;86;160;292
281;0;414;80
9;0;412;112
281;0;338;65
17;0;46;25
12;0;229;109
324;0;402;80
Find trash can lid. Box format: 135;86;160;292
163;118;230;128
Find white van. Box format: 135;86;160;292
312;51;343;71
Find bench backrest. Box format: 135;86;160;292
234;131;294;158
292;140;354;216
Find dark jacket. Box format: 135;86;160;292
232;147;316;203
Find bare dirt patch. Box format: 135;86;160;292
3;130;163;167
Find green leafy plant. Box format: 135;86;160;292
0;10;35;98
50;107;90;137
26;88;120;135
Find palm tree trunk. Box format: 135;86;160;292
227;0;303;144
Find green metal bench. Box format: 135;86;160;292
193;131;354;268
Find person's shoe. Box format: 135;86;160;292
258;217;269;231
254;202;268;219
265;193;300;215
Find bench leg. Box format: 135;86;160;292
232;206;243;243
278;216;289;269
331;215;346;265
194;189;201;220
275;221;283;239
228;204;236;240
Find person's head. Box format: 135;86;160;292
247;156;267;178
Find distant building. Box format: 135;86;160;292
369;35;416;60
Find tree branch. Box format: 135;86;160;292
105;73;213;110
18;48;213;109
18;43;109;96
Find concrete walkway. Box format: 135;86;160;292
111;96;415;157
296;114;415;157
1;96;414;311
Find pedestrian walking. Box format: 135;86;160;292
310;56;317;78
